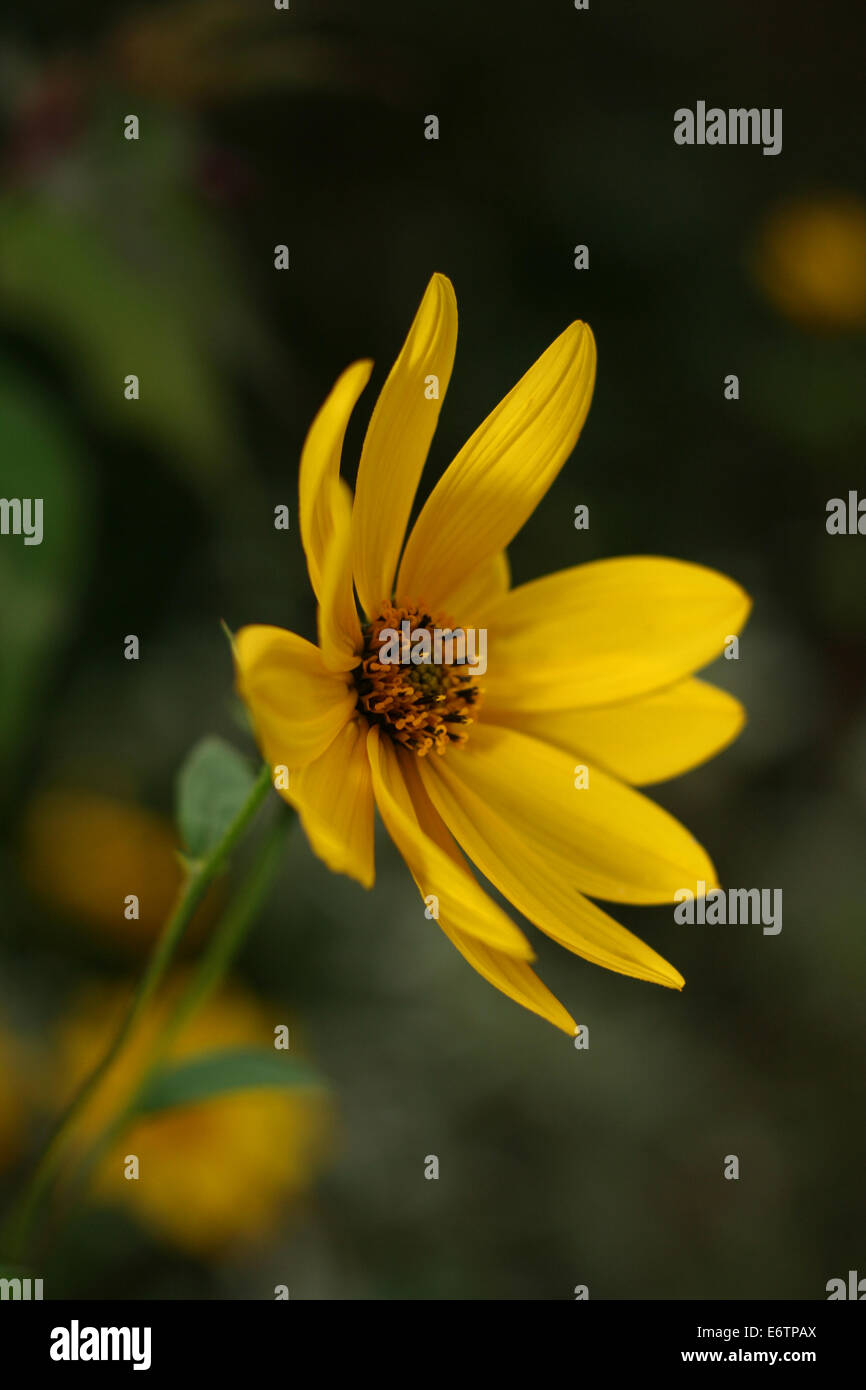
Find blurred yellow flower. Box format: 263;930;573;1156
56;979;330;1255
20;790;219;950
752;195;866;330
0;1028;28;1174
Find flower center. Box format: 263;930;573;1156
353;601;483;756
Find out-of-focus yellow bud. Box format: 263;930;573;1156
752;195;866;331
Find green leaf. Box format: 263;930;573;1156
0;192;241;486
137;1048;321;1114
175;736;257;858
0;368;91;775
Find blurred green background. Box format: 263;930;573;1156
1;0;865;1298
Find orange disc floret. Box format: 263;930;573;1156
353;600;483;756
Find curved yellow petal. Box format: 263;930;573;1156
234;626;355;770
299;359;372;602
397;320;596;611
440;549;511;627
366;727;532;960
432;723;717;906
317;477;362;672
289;717;374;888
484;556;751;710
420;751;685;989
352;273;458;617
487;678;746;786
397;757;574;1033
436;918;577;1036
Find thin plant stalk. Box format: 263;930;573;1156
2;761;273;1263
55;804;294;1224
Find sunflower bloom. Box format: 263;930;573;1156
235;274;751;1035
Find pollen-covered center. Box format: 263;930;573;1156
354;601;483;756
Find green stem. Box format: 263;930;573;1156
2;761;273;1263
47;803;294;1245
160;803;294;1052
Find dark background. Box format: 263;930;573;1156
1;0;864;1298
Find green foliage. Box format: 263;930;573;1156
0;370;90;775
0;194;239;484
175;736;258;858
137;1048;321;1114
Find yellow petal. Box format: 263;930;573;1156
397;320;595;611
420;751;685;989
317;477;362;672
299;359;372;601
396;754;574;1033
441;550;511;627
234;626;355;769
366;727;532;959
401;763;575;1035
437;919;575;1035
352;273;458;617
430;723;717;905
289;718;375;888
484;557;751;710
487;678;745;786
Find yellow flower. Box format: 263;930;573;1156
57;979;330;1255
235;275;751;1034
20;790;220;950
0;1028;28;1173
752;195;866;331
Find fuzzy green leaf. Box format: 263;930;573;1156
137;1048;321;1114
176;736;257;858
